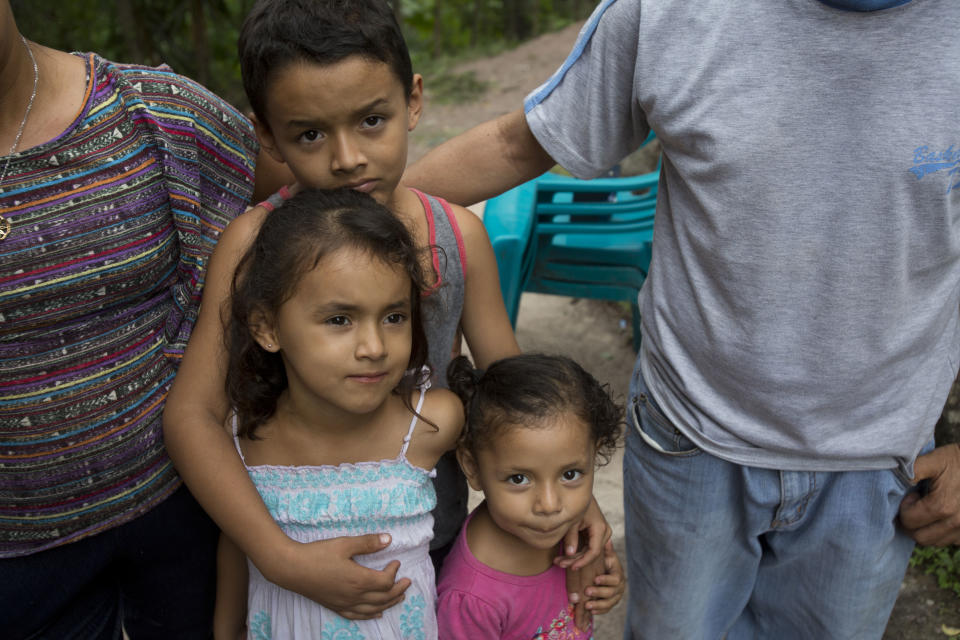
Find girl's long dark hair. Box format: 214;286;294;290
226;188;431;438
448;354;623;465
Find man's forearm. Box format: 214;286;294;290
404;108;556;206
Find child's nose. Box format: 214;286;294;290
330;132;366;173
355;323;386;359
534;484;562;515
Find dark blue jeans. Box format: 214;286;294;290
1;485;218;640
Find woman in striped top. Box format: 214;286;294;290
0;2;259;636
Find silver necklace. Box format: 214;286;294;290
0;35;39;241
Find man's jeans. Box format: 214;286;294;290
623;369;925;639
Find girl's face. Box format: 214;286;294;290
255;246;413;422
460;412;596;552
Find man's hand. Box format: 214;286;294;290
899;443;960;546
267;533;411;619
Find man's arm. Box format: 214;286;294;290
403;108;556;206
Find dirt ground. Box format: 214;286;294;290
411;20;960;639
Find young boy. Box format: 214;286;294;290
163;0;612;636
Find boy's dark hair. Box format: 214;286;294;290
226;188;430;438
239;0;413;124
448;354;623;465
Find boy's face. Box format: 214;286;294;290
256;56;422;210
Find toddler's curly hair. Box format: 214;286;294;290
447;353;623;465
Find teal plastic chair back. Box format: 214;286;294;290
484;167;658;351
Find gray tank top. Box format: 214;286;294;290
410;189;468;550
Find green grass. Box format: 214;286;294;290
910;545;960;598
424;69;489;104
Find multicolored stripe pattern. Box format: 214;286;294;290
0;54;257;556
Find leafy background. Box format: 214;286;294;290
12;0;597;110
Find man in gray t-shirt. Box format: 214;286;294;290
407;0;960;636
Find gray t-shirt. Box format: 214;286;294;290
526;0;960;471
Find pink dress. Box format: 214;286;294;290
437;509;593;639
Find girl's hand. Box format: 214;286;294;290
565;554;601;632
556;496;612;630
584;540;626;615
555;495;611;570
268;533;411;619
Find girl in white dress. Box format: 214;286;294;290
213;188;463;640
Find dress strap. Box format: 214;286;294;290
399;385;428;457
230;413;248;466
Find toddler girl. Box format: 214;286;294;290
439;354;625;639
215;188;462;639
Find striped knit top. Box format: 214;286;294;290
0;54;258;557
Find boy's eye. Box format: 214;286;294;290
385;312;406;324
326;315;350;326
298;129;322;143
562;469;583;482
361;115;385;129
507;474;529;486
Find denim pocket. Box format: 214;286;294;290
631;392;701;457
891;437;937;493
891;465;914;493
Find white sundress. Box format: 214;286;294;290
233;388;439;639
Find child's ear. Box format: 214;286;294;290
249;307;280;353
407;74;423;132
251;112;286;165
456;447;483;492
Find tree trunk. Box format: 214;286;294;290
504;0;533;41
471;0;484;48
190;0;210;87
936;374;960;446
433;0;443;58
115;0;158;65
392;0;403;26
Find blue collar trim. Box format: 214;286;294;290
816;0;911;11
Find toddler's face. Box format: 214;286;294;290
464;413;596;551
256;55;421;211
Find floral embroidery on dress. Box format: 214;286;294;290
253;464;436;533
400;594;427;639
249;610;272;640
237;394;437;639
531;604;592;639
321;615;365;640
